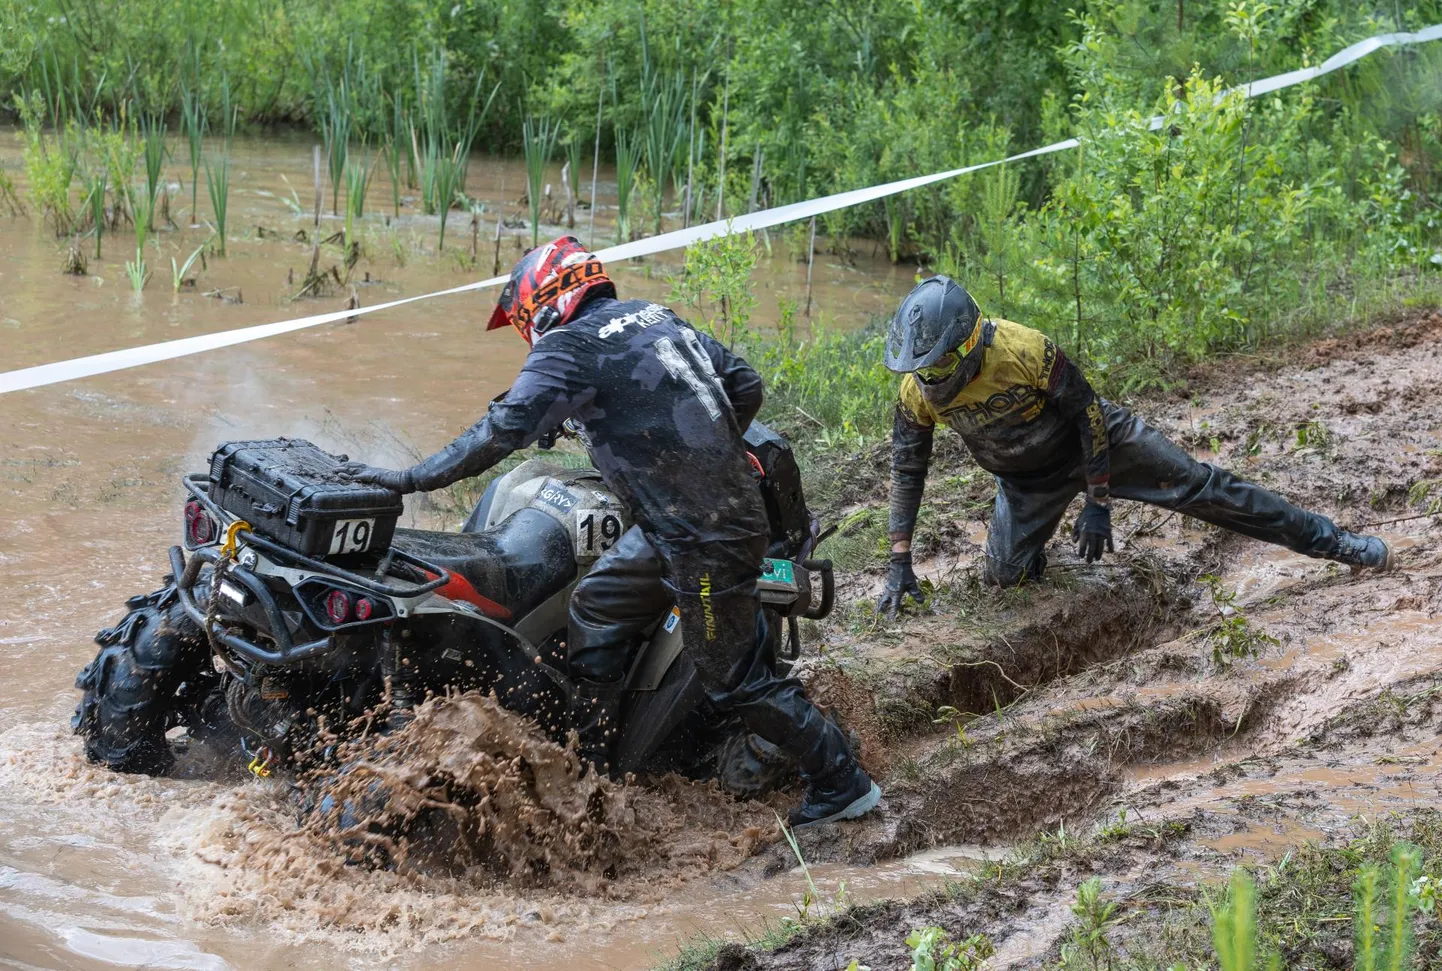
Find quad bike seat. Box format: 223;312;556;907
390;508;577;620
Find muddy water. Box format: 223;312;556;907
0;133;915;968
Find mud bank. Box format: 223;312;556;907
685;308;1442;969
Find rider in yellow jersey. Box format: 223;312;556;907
877;275;1395;614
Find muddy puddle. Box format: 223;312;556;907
5;124;1442;970
0;131;922;969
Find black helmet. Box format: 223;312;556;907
883;275;981;373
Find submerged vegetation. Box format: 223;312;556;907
3;0;1432;377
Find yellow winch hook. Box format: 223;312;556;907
221;520;252;558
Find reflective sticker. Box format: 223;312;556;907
535;480;578;514
762;558;796;585
664;607;681;633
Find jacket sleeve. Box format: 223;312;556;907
889;376;936;542
404;337;591;492
1038;339;1110;501
694;329;765;432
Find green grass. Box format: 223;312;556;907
654;814;1442;971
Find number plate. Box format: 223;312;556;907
762;558;796;586
575;508;624;557
329;518;376;555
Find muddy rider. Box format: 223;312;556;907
876;274;1396;615
339;236;881;828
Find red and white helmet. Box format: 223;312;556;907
486;235;614;344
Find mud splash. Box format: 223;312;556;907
299;693;757;889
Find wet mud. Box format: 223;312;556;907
3;123;1442;968
704;308;1442;969
0;132;922;969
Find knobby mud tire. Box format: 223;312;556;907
72;585;207;776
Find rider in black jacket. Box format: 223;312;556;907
340;237;880;828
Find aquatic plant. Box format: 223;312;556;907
139;112;167;229
124;247;150;292
0;168;23;216
15;91;78;236
344;155;374;245
613;126;641;244
76;160;107;258
641;69;688;236
179;84;207;223
412;48;497;215
411;48;499;250
205;155;230;256
522;115;559;246
381;93;407;218
170;237;209;292
131;180;156;258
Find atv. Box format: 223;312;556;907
72;422;835;793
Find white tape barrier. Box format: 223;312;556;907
2;22;1439;396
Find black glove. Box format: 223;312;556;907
336;461;417;494
1073;501;1114;563
876;550;924;618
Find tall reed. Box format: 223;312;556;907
381;93;406;218
139;113;168;229
344;155;374;244
79;163;106;259
522;116;559;246
127;185;157;292
180;85;207;223
641;72;688;236
411;48;498;249
321;88;351;215
205;155;230;255
205;73;236;256
614;127;641;244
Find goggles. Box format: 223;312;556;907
914;322;984;384
916;352;961;384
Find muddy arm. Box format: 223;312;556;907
889;405;935;546
695;329;764;431
1043;344;1110;501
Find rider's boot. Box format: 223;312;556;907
1322;531;1396;572
568;678;624;777
789;762;882;830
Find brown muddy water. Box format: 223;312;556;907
0;133;918;969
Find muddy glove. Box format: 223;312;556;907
1073;501;1114;563
336;462;417;494
876;550;924;617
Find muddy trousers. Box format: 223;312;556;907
568;525;855;783
985;402;1344;586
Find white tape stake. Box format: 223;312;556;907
3;22;1439;397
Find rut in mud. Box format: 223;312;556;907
708;307;1442;969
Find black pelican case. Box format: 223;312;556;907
743;422;812;558
208;439;405;557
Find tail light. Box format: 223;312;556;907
184;499;217;548
354;598;374;621
325;589;352;625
